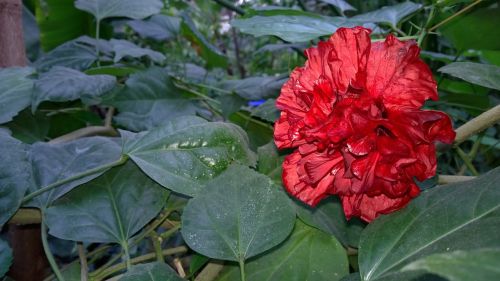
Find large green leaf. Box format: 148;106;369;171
0;133;30;228
250;99;280;123
256;141;283;184
350;2;422;27
122;116;256;196
319;0;356;13
45;162;169;243
217;220;348;281
28;136;122;209
0;67;35;124
440;5;500;51
119;262;184;281
358;167;500;281
35;36;105;71
181;165;296;262
35;0;92;51
402;249;500;281
75;0;163;22
219;76;286;100
232;15;351;42
32;66;116;111
438;62;500;91
0;239;12;278
106;67;199;131
297;197;365;248
110;39;166;63
180;14;227;69
5;110;50;144
127;15;181;41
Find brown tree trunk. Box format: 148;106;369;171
0;0;27;67
2;1;48;280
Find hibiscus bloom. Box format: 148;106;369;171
274;27;455;222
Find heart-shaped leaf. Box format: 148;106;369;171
358;167;500;281
32;66;116;111
75;0;163;22
107;67;199;131
0;133;30;228
0;67;35;124
402;248;500;281
119;262;184;281
127;15;181;41
122;116;256;196
45;162;169;243
219;76;286;100
181;165;296;262
217;220;349;281
0;239;12;278
110;39;166;63
28;136;122;209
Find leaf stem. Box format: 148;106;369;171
41;218;65;281
371;35;418;42
22;155;128;204
438;175;475;184
456;147;479;176
238;259;246;281
96;19;101;67
428;0;482;32
78;243;89;281
454;104;500;145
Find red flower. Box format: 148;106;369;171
274;27;455;222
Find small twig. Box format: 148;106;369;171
150;233;164;263
173;257;186;278
429;0;482;32
94;246;188;280
438;175;476;184
454;104;500;146
458;135;482;175
455;147;479;176
194;262;225;281
78;243;89;281
231;27;246;78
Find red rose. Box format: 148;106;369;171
274;27;455;222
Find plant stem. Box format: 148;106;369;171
238;259;246;281
159;223;181;240
456;147;479;176
417;6;435;46
438;175;475;184
78;243;89;281
454;104;500;145
41;218;65;281
22;155;128;203
94;246;188;281
194;262;225;281
150;233;164;263
428;0;482;32
122;242;132;269
371;35;418;42
96;19;101;67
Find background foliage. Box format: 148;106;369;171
1;0;499;281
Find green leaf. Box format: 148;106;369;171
28;137;122;209
127;15;181;41
217;220;349;281
358;167;500;281
350;2;422;27
59;262;82;281
180;14;227;68
440;5;500;51
5;110;50;144
23;5;41;60
181;165;296;261
119;262;184;281
232;15;351;42
110;39;166;63
122;116;256;196
106;67;199;131
85;65;141;77
35;36;102;72
0;67;35;124
438;62;500;91
45;162;169;243
219;76;286;100
319;0;356;13
297;197;365;248
32;66;116;111
35;0;92;51
402;248;500;281
250;99;280;123
75;0;163;22
0;239;12;278
0;133;30;228
256;141;283;184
